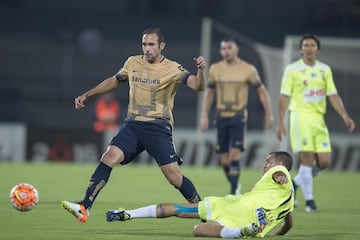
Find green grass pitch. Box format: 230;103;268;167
1;162;359;240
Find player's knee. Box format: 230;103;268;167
220;155;230;166
100;146;124;167
192;224;204;237
317;160;330;170
229;148;240;160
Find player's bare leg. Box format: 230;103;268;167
107;202;262;238
220;152;230;177
61;146;124;222
315;152;331;170
220;153;231;184
160;162;201;203
106;203;199;221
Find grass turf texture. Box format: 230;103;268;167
0;162;359;240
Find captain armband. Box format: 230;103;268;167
253;81;263;89
115;73;128;82
207;82;215;89
180;72;191;85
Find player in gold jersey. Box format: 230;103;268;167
276;34;355;212
200;38;273;195
106;151;294;238
61;27;206;223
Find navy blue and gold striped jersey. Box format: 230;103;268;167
208;58;262;118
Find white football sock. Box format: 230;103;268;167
298;164;313;200
220;227;242;238
293;173;301;186
127;205;157;218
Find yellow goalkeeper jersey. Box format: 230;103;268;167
198;165;294;237
243;165;294;237
280;59;337;115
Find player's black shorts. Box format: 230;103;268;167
110;120;182;166
215;115;246;154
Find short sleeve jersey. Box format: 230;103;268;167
280;59;337;114
116;55;190;126
208;59;262;118
242;165;294;237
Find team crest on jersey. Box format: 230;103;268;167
311;72;317;78
303;80;308;86
320;70;325;81
302;138;308;146
178;65;186;72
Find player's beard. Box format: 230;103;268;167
145;53;156;63
225;55;236;63
145;53;161;63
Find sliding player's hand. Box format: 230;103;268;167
272;171;288;184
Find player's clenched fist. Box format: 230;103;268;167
272;171;289;184
193;56;206;69
74;95;87;109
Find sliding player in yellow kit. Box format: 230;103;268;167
276;34;355;212
107;151;294;238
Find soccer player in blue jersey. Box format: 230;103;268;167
106;151;294;238
61;27;206;222
200;38;273;195
276;34;355;211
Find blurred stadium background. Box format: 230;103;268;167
1;0;359;170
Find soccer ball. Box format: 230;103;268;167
9;183;39;211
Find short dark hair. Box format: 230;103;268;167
270;151;293;171
221;37;238;46
142;27;165;44
300;33;321;50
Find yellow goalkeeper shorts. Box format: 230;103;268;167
198;195;254;228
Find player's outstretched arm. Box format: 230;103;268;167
328;94;355;132
186;56;206;91
272;212;293;236
276;95;289;141
257;85;274;128
199;88;215;132
74;76;121;109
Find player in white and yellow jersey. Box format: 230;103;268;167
276;34;355;212
106;151;294;238
200;38;273;195
61;27;206;223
